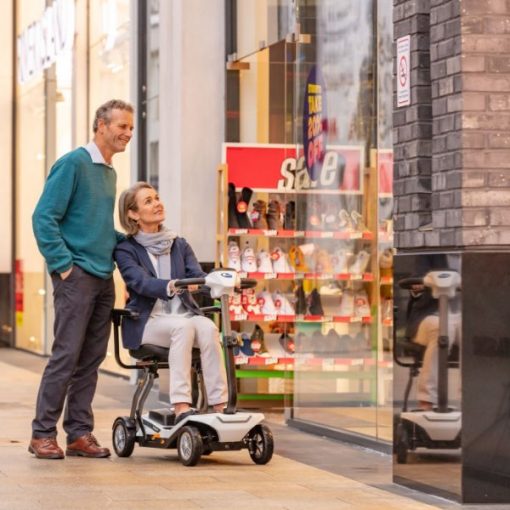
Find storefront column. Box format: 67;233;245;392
158;0;225;262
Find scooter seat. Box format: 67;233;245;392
129;345;201;364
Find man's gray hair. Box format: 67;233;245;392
92;99;134;133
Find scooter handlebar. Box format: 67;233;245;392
172;276;257;290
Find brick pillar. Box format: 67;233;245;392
393;0;432;250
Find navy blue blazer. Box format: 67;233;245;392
114;236;206;349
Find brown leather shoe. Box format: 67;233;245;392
66;433;111;458
28;437;64;459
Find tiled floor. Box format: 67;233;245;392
0;347;505;510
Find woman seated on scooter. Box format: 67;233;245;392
406;282;460;411
114;181;227;423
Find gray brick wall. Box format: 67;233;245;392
460;0;510;246
393;0;433;249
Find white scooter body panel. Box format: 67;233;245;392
139;412;265;443
401;410;461;441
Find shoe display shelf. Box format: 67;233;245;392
216;143;381;406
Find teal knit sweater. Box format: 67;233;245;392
33;147;119;279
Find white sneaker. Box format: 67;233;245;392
319;282;343;296
338;289;355;316
354;290;370;317
227;241;241;271
242;288;262;315
338;209;353;231
331;249;351;273
241;247;257;272
257;290;277;315
271;246;294;273
272;291;295;315
257;249;274;273
350;250;370;274
351;210;366;231
229;293;244;315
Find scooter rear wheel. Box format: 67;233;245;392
248;424;274;465
177;426;203;466
395;422;409;464
112;417;136;457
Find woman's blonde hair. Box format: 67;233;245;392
118;181;154;236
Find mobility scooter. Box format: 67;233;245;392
394;270;461;463
111;269;274;466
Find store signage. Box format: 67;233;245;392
397;35;411;107
17;0;75;84
223;144;363;194
303;66;328;180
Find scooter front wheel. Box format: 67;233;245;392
248;424;274;465
177;426;203;466
112;417;136;457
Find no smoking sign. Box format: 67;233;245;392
397;35;411;107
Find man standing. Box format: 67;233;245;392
29;99;134;459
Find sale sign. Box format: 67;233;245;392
303;66;327;181
223;143;364;194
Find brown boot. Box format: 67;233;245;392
28;437;65;459
66;433;111;458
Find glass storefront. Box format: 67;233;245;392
14;0;133;375
226;0;393;444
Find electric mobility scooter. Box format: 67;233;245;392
111;269;274;466
394;270;461;464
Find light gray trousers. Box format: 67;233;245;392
141;314;228;406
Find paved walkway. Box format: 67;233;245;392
0;348;500;510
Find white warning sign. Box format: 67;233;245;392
397;35;411;107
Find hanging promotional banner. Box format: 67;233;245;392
303;66;328;181
223;143;364;194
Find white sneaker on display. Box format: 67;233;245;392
354;290;370;317
242;289;262;315
350;250;371;274
338;289;355;317
257;290;277;315
271;246;294;273
257;249;274;273
351;210;367;231
319;282;343;296
241;246;257;272
227;241;241;271
272;291;295;315
338;209;353;231
229;293;244;315
331;249;351;274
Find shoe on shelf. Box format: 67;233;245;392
66;433;110;458
379;248;393;269
350;250;371;274
250;324;268;354
307;289;324;316
338;289;355;316
284;200;296;230
229;293;244;315
257;290;277;315
331;249;351;274
272;290;295;315
227;241;241;271
288;245;309;272
338;209;353;231
314;249;333;273
237;187;253;228
271;246;294;273
241;246;258;272
242;288;262;315
294;283;307;315
28;437;64;459
319;282;343;296
351;210;367;231
240;332;255;356
250;199;268;229
257;249;274;273
228;182;240;228
354;290;370;317
267;199;284;230
279;333;295;354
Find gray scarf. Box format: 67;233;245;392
134;227;177;256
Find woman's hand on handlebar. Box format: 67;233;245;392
168;280;184;297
